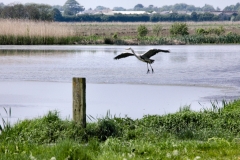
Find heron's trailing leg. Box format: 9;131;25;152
147;63;150;74
149;63;154;73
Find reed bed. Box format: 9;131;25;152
0;19;240;45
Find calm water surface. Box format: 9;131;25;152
0;45;240;120
1;45;240;87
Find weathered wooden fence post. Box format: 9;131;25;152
73;77;86;128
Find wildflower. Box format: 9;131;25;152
166;153;171;158
172;150;179;156
194;156;201;160
50;157;56;160
128;152;135;158
29;152;37;160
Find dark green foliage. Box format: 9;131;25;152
104;37;114;44
51;8;63;21
96;118;120;141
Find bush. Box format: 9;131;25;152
152;24;162;36
137;25;148;37
170;22;189;36
196;26;225;36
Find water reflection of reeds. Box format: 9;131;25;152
0;49;100;56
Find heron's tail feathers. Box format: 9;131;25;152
149;59;154;64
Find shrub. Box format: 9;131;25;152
137;25;148;37
170;22;189;36
196;26;225;36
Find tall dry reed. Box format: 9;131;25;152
1;19;240;37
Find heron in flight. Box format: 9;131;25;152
114;47;170;73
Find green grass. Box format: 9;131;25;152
1;99;240;159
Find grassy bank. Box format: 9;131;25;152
1;99;240;159
1;19;240;45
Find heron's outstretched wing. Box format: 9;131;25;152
142;49;170;58
114;52;134;60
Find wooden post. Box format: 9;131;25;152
72;77;86;128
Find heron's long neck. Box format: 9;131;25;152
130;48;137;56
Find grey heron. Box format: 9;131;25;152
114;47;170;73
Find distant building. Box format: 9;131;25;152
104;11;156;15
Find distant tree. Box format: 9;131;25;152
38;4;52;20
1;4;26;19
198;12;215;21
52;5;64;12
0;2;4;8
1;6;14;18
112;7;126;11
25;3;40;20
173;3;188;11
235;11;240;20
191;12;198;21
223;3;240;11
148;5;154;9
94;6;109;11
186;5;197;11
134;4;144;10
216;7;221;11
202;4;215;11
63;0;84;16
51;8;63;21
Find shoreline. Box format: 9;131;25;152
0;81;234;123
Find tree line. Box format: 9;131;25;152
0;3;54;21
0;2;239;22
58;12;239;22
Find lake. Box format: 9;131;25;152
0;45;240;122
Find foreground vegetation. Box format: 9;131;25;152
1;19;240;45
1;99;240;159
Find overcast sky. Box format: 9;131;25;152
0;0;239;10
